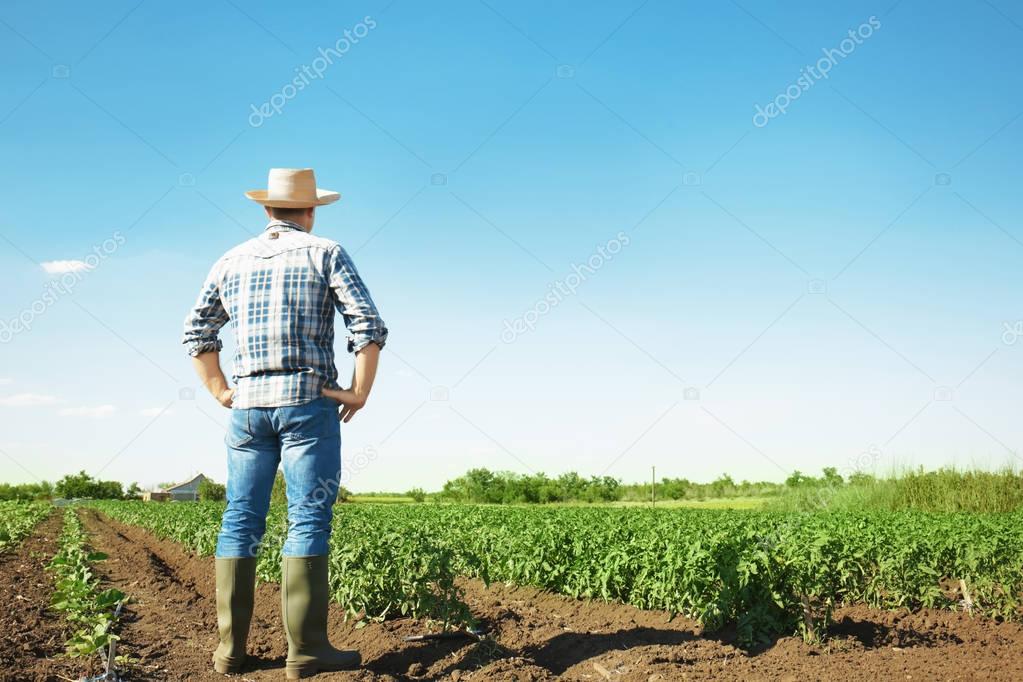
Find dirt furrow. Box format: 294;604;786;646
0;511;83;682
78;508;289;680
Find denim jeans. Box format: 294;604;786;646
216;397;341;558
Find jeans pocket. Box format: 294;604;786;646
316;397;340;423
225;409;254;448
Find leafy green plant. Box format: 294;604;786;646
47;508;127;658
90;500;1023;647
197;478;226;501
0;501;50;553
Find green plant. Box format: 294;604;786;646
54;471;124;500
0;501;50;552
47;508;127;657
197;478;226;501
90;500;1023;647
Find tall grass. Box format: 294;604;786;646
768;467;1023;513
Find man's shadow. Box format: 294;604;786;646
366;623;702;678
525;626;700;675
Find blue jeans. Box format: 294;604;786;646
216;397;341;558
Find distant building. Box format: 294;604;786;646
144;474;208;502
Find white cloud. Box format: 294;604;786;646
0;393;60;407
41;260;89;274
58;405;117;418
140;407;172;417
0;378;12;385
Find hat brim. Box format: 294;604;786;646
244;189;341;208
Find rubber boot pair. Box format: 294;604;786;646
212;555;360;678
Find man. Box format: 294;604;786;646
182;168;387;678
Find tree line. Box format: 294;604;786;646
0;471;139;501
412;467;859;504
0;471;228;502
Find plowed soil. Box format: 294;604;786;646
0;511;93;682
8;509;1023;681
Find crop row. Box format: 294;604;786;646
0;500;50;552
90;502;1023;646
48;508;127;658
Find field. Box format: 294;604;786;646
4;500;1023;680
0;500;49;551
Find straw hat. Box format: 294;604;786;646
245;168;340;208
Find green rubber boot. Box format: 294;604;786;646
282;556;361;679
212;557;257;674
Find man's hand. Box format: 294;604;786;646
217;388;235;409
323;343;380;423
322;387;366;423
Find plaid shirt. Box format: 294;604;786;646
182;220;387;408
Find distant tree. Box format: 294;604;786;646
537;476;562;503
0;481;53;501
435;468;624;504
55;471;92;498
407;487;427;503
555;471;586;501
785;470;811;488
586;476;621;502
821;467;844;488
848;471;875;486
710;474;736;498
441;468;498;503
125;482;143;500
36;480;54;499
198;478;227;501
659;477;692;500
467;468;500;503
55;471;124;499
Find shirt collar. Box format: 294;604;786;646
265;219;305;233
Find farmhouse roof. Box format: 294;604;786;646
164;473;207;492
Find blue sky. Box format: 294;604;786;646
1;0;1021;492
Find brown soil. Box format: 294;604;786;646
0;511;95;682
24;509;1023;681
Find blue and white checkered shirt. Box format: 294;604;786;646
182;220;387;409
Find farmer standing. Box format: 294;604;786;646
182;168;387;678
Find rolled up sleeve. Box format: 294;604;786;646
182;263;229;357
326;245;388;353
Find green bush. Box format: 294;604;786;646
197;479;226;502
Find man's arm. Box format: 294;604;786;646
324;245;388;353
323;342;379;422
322;245;387;422
192;352;235;408
183;262;232;407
